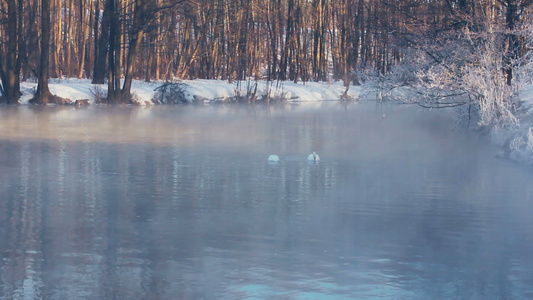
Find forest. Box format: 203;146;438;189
0;0;532;108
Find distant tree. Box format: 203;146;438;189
21;0;40;82
106;0;185;104
2;0;533;106
311;0;328;81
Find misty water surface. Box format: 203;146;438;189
0;103;533;299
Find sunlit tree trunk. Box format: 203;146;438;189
51;0;62;78
78;0;92;78
122;0;148;102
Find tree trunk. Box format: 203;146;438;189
107;0;121;103
0;0;21;104
145;32;156;82
312;0;327;81
30;0;57;104
120;0;153;103
93;0;113;84
78;0;90;79
52;0;62;78
505;0;519;86
122;29;145;102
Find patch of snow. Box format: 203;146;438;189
17;79;361;105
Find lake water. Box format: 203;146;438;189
1;102;533;299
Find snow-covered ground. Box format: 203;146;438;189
19;78;362;105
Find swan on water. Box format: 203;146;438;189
268;155;280;162
307;152;320;161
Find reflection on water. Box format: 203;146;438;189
1;103;533;299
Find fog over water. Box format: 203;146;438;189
1;103;533;299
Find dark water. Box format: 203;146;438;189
1;103;532;299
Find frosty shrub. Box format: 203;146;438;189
460;25;520;128
233;79;258;102
507;127;533;164
90;85;107;104
357;55;420;103
412;17;533;131
153;82;191;104
454;101;481;130
357;69;394;101
261;80;287;102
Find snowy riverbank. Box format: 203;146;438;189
19;78;362;105
493;84;533;164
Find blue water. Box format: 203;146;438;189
0;103;532;299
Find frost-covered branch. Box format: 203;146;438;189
411;14;533;129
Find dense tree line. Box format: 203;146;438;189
0;0;531;104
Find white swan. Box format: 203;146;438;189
307;151;320;161
268;154;280;162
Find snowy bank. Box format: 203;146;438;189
18;78;361;105
492;84;533;165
